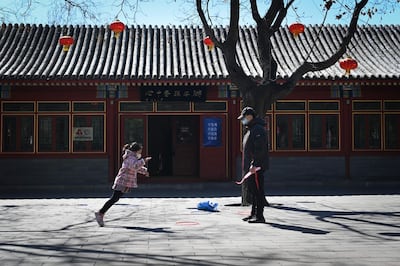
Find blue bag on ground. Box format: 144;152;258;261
197;200;219;212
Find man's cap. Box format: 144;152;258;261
237;106;257;119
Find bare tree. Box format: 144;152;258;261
195;0;400;204
196;0;374;117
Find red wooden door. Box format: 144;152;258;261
199;114;227;179
172;116;199;176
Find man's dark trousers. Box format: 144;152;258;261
248;170;265;219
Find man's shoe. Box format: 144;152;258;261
242;215;255;221
95;212;104;227
248;217;265;224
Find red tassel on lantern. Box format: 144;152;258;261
289;22;305;38
59;36;74;52
339;56;358;76
203;36;214;51
110;20;125;38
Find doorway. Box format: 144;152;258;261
148;116;199;177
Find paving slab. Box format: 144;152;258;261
0;195;399;265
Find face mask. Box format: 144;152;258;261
241;118;249;125
136;152;141;158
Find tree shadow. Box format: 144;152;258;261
272;204;400;240
266;222;330;235
123;226;175;233
0;241;251;266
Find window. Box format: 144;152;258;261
122;117;144;145
385;114;400;150
194;101;227;112
353;114;381;150
276;114;305;150
120;102;153;112
1;101;106;153
2;102;34;112
353;101;381;111
73;102;105;112
384;101;400;111
38;116;69;152
73;115;105;152
353;101;382;150
276;101;305;111
309;114;339;150
309;102;339;111
2;115;34;152
38;102;70;112
157;102;190;112
383;101;400;150
274;101;306;151
308;101;340;150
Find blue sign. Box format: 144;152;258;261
203;117;222;147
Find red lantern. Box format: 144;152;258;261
203;36;214;51
110;20;125;38
59;36;74;52
339;56;358;76
289;22;305;38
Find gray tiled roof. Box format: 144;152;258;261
0;23;399;83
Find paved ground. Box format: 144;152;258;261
0;188;399;265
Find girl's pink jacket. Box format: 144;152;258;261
112;150;148;189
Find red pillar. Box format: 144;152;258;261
342;98;352;179
107;98;117;182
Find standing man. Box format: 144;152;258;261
238;106;269;223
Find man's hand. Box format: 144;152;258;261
144;157;152;162
249;166;259;174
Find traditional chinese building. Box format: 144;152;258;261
0;23;399;187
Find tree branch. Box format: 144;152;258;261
277;0;369;100
250;0;263;25
226;0;240;44
263;0;283;28
196;0;253;92
271;0;296;32
195;0;221;48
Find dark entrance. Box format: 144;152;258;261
148;116;199;177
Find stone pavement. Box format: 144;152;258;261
0;192;399;266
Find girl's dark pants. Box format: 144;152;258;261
248;170;265;219
99;190;124;214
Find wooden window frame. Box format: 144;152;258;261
1;113;35;153
193;101;228;112
352;112;383;151
37;114;71;153
37;101;71;113
72;101;106;113
72;114;106;154
119;101;155;112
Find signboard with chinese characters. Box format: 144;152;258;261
140;86;207;102
73;127;93;141
203;117;222;147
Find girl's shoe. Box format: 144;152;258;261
95;212;104;227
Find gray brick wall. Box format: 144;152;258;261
267;156;346;182
0;158;109;186
237;156;400;183
350;156;400;181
